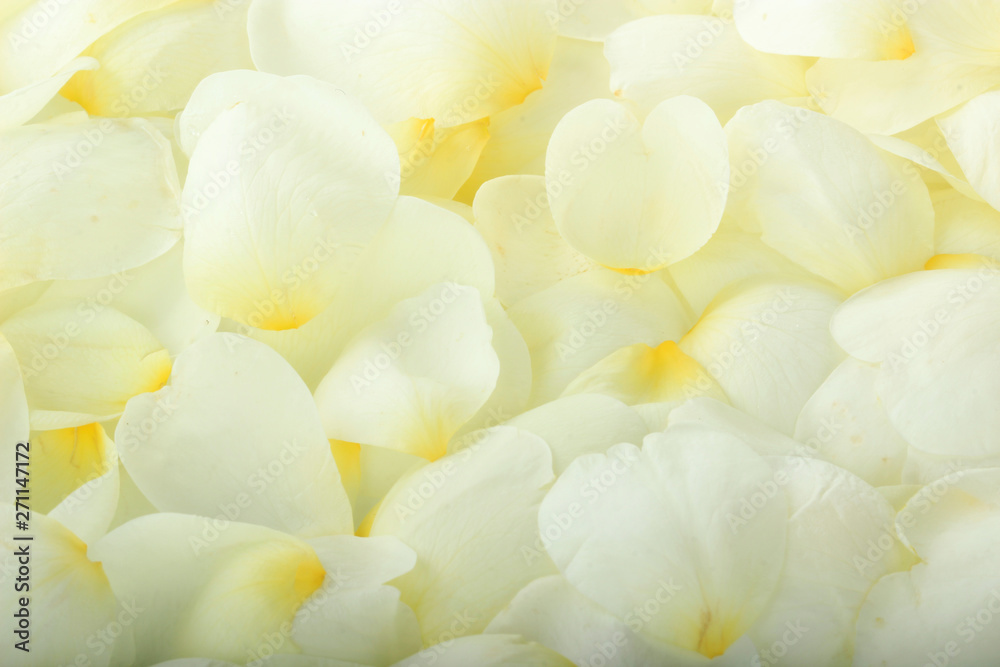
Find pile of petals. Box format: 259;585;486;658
4;0;1000;665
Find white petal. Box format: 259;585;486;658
556;0;713;41
0;0;173;94
387;117;490;200
292;536;422;665
392;635;573;667
472;175;593;308
249;0;558;127
0;57;96;130
794;357;910;487
546;97;728;272
665;229;811;317
747;457;913;667
606;15;810;123
504;393;648;474
734;0;914;59
509;268;691;407
539;430;786;657
371;427;557;645
457;37;615;203
725;101;935;293
61;0;253;117
831;269;1000;457
0;512;118;667
315;283;499;461
563;340;728;406
91;515;344;665
182;73;399;330
0;303;171;428
665;397;802;458
938;90;1000;213
487;575;716;667
240;195;495;390
854;469;1000;667
28;242;220;357
680;278;845;434
117;333;352;538
933;188;1000;259
0;117;182;291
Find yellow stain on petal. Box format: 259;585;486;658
293;558;327;602
356;501;382;538
695;608;734;659
641;341;727;403
601;264;659;276
143;352;173;393
234;541;326;615
884;26;916;60
41;522;111;593
330;440;361;500
32;423;110;514
925;253;996;270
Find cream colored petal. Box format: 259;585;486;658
30;422;114;514
546;96;728;272
831;268;1000;458
556;0;713;41
0;0;174;94
665;397;802;457
508;267;691;407
725;101;935;293
315;283;499;461
487;575;755;667
734;0;914;60
680;278;845;434
392;635;573;667
371;427;557;645
457;298;533;435
91;514;340;665
0;303;171;428
472;175;594;308
539;431;786;657
938;90;1000;212
794;357;910;487
457;37;614;204
563;340;728;406
0;512;118;667
0;117;182;291
182;73;399;330
807;54;1000;137
0;57;96;130
664;229;813;316
747;457;914;667
606;15;810;123
28;242;220;357
933;188;1000;259
387;117;490;200
61;0;254;117
249;0;558;127
117;333;353;538
503;393;648;474
291;536;422;666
